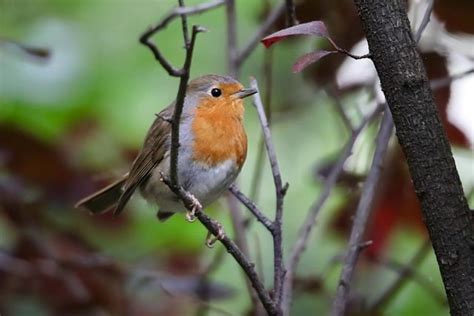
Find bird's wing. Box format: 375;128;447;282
114;104;174;215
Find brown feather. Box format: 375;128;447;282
114;105;173;215
75;176;126;214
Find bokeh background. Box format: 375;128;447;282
1;0;473;315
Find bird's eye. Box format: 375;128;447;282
211;88;222;97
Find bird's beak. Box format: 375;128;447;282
233;88;257;99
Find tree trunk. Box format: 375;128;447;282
352;1;474;315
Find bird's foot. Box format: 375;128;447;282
185;195;201;223
205;222;225;248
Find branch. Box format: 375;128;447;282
0;37;51;62
430;68;474;90
169;25;204;185
414;0;434;43
225;191;263;311
161;179;277;315
369;239;440;311
236;2;286;66
229;185;274;232
249;48;275;203
331;108;394;316
284;0;298;26
226;0;238;77
375;256;447;306
139;0;225;76
195;209;277;314
250;78;288;308
353;1;474;315
326;87;354;132
281;103;383;315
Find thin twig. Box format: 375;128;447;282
369;239;443;310
226;0;238;77
331;108;394;316
375;256;447;306
284;0;298;26
430;68;474;90
225;191;263;311
326;87;354;132
161;179;277;315
327;38;372;60
336;48;372;60
0;37;51;62
251;77;288;309
414;0;434;43
194;208;277;315
178;0;190;46
281;103;383;316
139;0;225;76
236;2;286;67
249;47;275;203
229;185;274;231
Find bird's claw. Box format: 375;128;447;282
185;209;196;222
205;222;225;248
185;195;202;223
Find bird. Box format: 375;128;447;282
76;74;256;223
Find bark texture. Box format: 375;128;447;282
352;1;474;315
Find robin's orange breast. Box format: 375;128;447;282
191;98;247;167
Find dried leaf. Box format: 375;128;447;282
292;50;336;73
261;21;331;48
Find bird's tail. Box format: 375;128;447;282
75;177;126;214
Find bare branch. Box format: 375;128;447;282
414;0;434;43
236;2;286;66
195;209;277;314
249;48;275;203
326;87;354;132
139;0;225;76
284;0;298;26
250;77;288;308
0;37;51;62
226;0;238;77
375;256;447;306
326;37;371;60
160;177;277;315
369;239;446;310
169;25;204;185
281;103;383;315
331;108;394;316
229;185;274;232
430;68;474;90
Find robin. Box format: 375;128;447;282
76;74;257;222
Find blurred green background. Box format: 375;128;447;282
2;0;470;315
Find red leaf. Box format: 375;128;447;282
261;21;330;48
292;50;336;73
